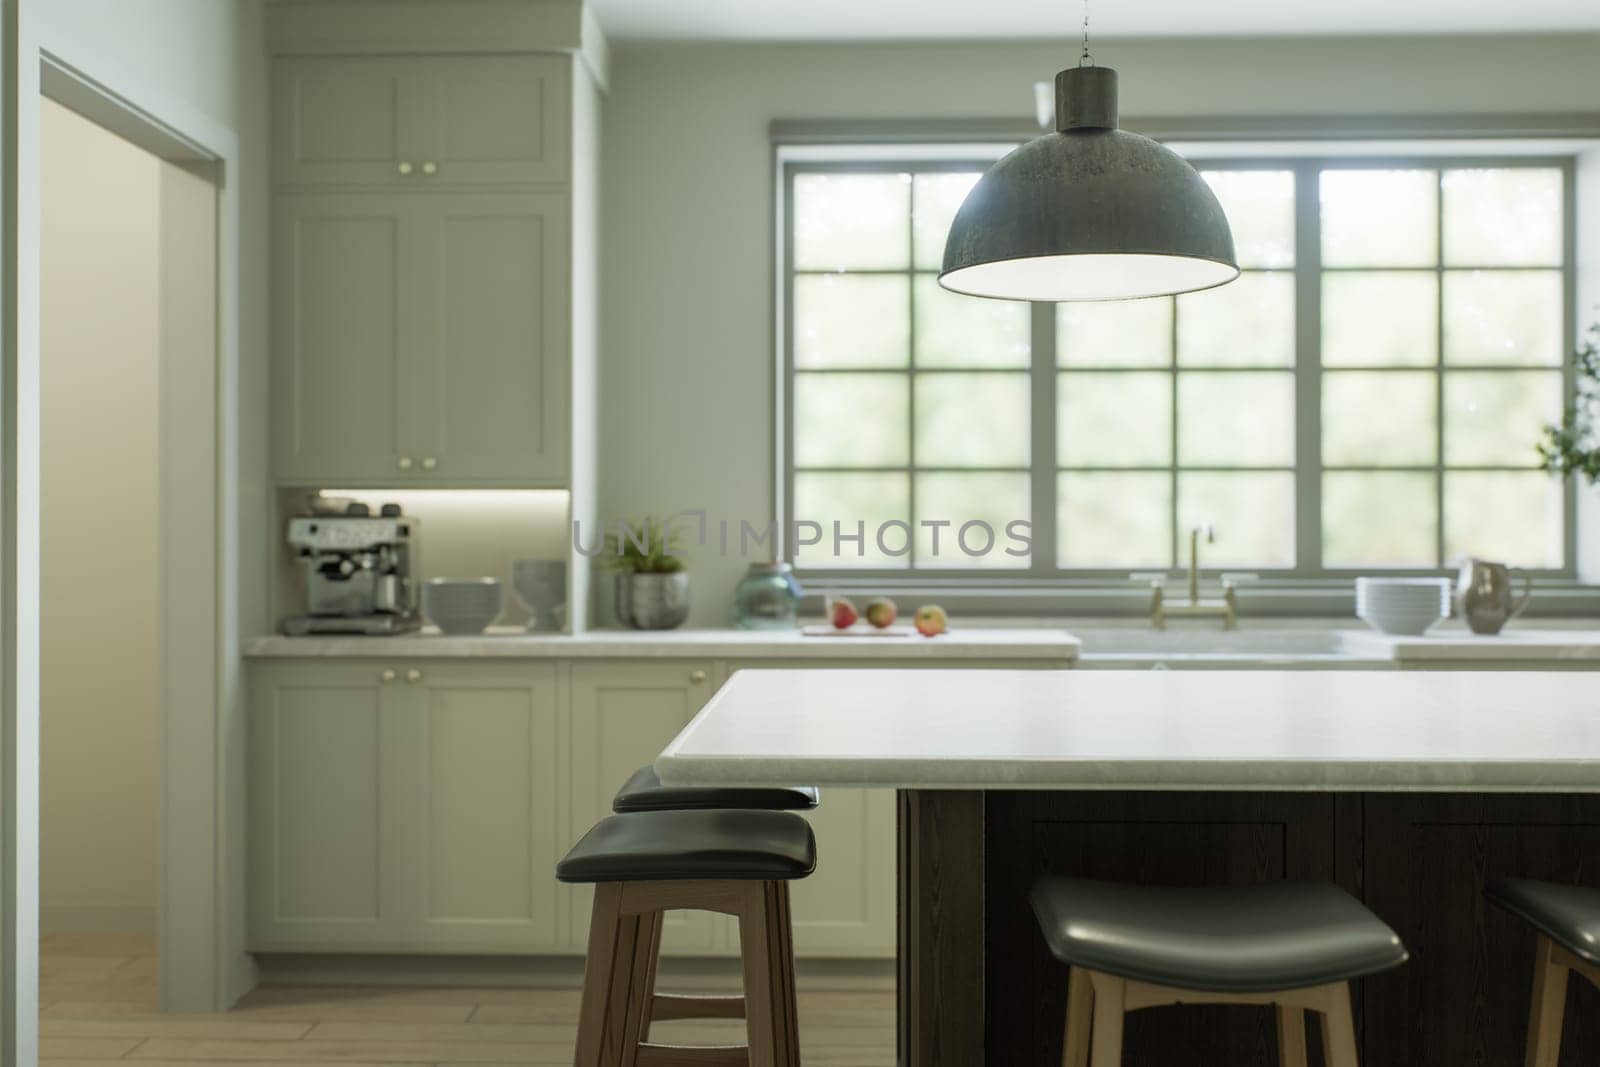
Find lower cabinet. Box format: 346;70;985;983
249;661;562;953
248;653;1067;958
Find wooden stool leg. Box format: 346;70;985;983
1062;966;1094;1067
576;883;641;1067
1275;1005;1309;1067
1524;935;1570;1067
1317;983;1359;1067
740;881;801;1067
619;910;664;1067
1086;972;1125;1067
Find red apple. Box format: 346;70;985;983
865;597;898;629
830;596;859;630
914;604;948;637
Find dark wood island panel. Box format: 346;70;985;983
900;790;1600;1067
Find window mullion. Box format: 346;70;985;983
1293;161;1324;576
1030;302;1058;576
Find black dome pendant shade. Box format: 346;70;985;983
940;66;1239;302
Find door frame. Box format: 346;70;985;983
3;6;247;1058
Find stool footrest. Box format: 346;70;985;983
650;993;746;1021
636;1042;749;1067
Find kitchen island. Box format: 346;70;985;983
657;668;1600;1067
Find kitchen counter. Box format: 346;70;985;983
244;626;1081;661
657;667;1600;1067
1341;627;1600;662
658;667;1600;792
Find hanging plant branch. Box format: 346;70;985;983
1538;318;1600;484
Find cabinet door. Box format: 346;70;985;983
393;663;564;952
418;55;570;186
722;661;897;957
567;661;724;954
408;193;570;484
274;57;420;187
272;193;420;485
248;662;408;949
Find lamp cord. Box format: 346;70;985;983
1079;0;1094;66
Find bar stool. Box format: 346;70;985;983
1031;877;1408;1067
1486;877;1600;1067
558;808;816;1067
612;763;819;813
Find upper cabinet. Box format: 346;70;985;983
275;55;572;189
273;190;570;485
270;38;600;489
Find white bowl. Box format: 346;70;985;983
424;578;503;635
1355;577;1449;635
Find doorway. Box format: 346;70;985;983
37;95;218;1010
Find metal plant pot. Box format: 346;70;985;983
617;572;690;630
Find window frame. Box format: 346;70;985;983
778;153;1579;583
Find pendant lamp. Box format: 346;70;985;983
940;63;1239;302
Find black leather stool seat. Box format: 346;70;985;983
612;764;819;814
1031;877;1409;994
1487;877;1600;964
556;809;816;884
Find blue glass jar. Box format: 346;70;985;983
733;562;804;630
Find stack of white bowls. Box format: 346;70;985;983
1354;577;1451;636
423;577;504;635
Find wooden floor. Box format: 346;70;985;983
39;935;896;1066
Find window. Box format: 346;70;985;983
782;156;1574;578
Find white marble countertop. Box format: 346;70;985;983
244;626;1081;660
656;668;1600;792
1340;628;1600;662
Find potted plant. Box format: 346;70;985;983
1538;318;1600;482
605;517;691;630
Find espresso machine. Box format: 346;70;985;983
282;503;420;635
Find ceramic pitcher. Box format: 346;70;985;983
1454;558;1532;635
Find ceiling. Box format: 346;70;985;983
588;0;1600;41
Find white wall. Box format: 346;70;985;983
38;100;163;935
599;34;1600;625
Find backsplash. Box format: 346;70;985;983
272;488;570;629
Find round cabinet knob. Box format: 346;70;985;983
397;456;414;471
421;161;438;175
406;668;423;684
397;161;414;175
688;669;707;684
380;669;397;683
421;456;438;471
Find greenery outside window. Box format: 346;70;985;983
781;156;1575;579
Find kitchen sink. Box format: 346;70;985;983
1068;626;1387;668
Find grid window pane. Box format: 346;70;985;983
1177;472;1296;567
1177;372;1296;466
1443;168;1563;267
1201;170;1295;269
1323;472;1437;567
1443;370;1563;467
914;472;1031;569
913;275;1029;368
793;374;908;468
792;173;909;271
793;472;911;568
1321;169;1438;268
1444;472;1564;568
912;173;982;270
1443;270;1564;366
1323;371;1436;466
1058;372;1172;467
1321;272;1438;367
793;275;909;368
1177;271;1295;367
1057;299;1172;367
787;160;1570;578
1058;472;1171;568
914;373;1030;467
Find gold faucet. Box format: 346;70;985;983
1149;524;1237;630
